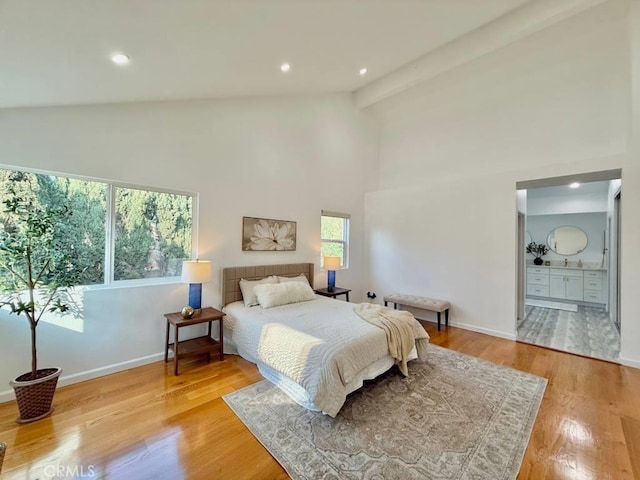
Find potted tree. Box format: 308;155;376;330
526;242;550;266
0;175;84;423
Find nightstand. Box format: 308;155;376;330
314;287;351;302
164;307;225;375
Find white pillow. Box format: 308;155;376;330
277;274;311;286
254;282;316;309
239;276;279;307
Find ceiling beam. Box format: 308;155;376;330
353;0;607;109
516;169;622;190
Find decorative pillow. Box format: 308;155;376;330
277;274;311;286
254;282;316;309
239;276;279;307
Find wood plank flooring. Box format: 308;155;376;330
1;323;639;479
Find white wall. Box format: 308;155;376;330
366;175;519;338
363;0;640;366
368;0;629;189
526;190;608;215
0;94;379;401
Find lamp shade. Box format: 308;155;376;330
181;260;211;284
323;256;341;270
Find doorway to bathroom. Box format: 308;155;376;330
516;170;621;362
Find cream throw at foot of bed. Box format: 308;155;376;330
353;303;429;376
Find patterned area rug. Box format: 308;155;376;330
223;345;546;480
518;305;620;361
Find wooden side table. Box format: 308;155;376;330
164;307;225;375
314;287;351;302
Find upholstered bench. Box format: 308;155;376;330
383;294;451;330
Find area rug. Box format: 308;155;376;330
223;344;546;480
519;305;620;361
525;298;578;312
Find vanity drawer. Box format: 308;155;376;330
550;268;583;277
583;290;602;303
527;273;549;286
527;267;548;275
583;278;603;291
584;270;602;279
527;285;550;297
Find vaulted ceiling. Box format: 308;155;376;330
0;0;598;109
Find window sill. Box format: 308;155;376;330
82;276;183;291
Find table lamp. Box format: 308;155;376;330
181;260;211;313
323;256;341;292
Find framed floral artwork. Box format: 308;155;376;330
242;217;296;251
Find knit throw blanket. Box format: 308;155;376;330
353;303;429;376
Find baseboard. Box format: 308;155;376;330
619;356;640;369
451;321;517;341
0;352;164;404
417;317;516;341
0;388;14;404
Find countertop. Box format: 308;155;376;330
526;262;607;271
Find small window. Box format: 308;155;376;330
321;210;349;268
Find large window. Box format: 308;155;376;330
0;167;194;285
321;210;350;268
113;186;192;281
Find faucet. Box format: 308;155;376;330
564;258;568;267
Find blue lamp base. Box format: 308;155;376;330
188;283;202;312
327;270;336;292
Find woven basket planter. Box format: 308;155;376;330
9;367;62;424
0;442;5;474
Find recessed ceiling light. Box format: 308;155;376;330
111;53;130;65
280;63;291;73
569;182;580;189
359;68;368;76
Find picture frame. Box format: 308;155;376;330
242;216;296;251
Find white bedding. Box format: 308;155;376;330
223;296;424;416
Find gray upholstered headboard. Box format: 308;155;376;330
221;263;314;307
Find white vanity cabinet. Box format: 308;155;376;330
583;270;604;303
526;266;606;305
549;268;583;301
526;266;550;297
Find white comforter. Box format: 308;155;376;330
224;296;427;417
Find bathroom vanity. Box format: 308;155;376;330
526;223;607;307
527;265;606;305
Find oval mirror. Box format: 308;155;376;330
547;226;588;256
525;231;532;246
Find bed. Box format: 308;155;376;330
221;263;428;417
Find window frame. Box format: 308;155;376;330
0;163;198;288
320;210;350;270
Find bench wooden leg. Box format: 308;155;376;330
437;311;441;331
445;309;449;328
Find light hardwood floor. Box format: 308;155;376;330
1;323;639;479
